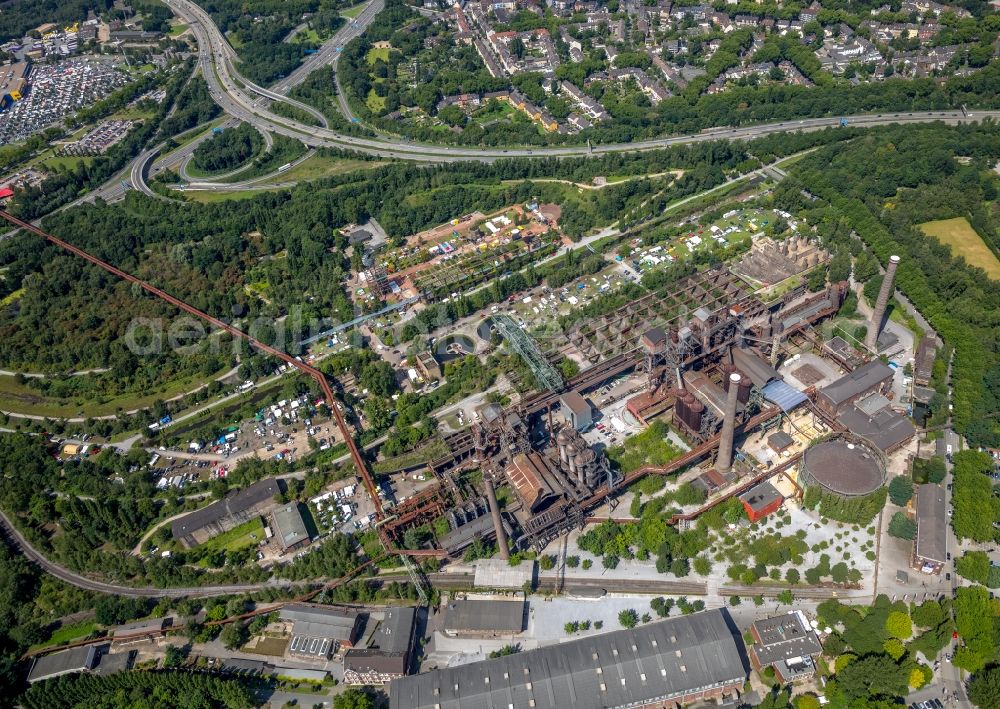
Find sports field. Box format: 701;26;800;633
919;217;1000;279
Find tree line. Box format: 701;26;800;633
777;122;1000;448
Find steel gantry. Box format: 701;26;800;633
493;313;564;391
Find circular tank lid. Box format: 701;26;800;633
889;254;900;263
729;372;742;383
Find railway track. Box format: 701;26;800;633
0;508;282;598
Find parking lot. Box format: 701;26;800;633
58;119;137;155
0;58;130;145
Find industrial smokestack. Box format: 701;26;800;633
716;373;741;473
865;255;900;352
484;477;509;560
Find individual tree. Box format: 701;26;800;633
911;600;945;629
830;562;850;583
883;637;905;660
220;621;247;650
885;611;912;640
333;688;375;709
163;644;186;668
823;633;846;656
888;512;916;540
777;589;794;605
956;551;990;584
925;456;947;483
785;568;800;585
618;609;639;629
794;695;821;709
969;665;1000;708
835;655;908;701
888;476;914;506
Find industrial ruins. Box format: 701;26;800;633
375;251;915;559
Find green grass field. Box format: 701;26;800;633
182;188;269;203
41;155;94;170
919;217;1000;279
366;46;390;64
168;22;189;37
30;621;98;652
108;105;156;121
292;28;321;44
198;518;265;553
277;154;383;182
366;88;386;113
342;2;368;18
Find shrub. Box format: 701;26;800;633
888;475;914;506
618;609;639;629
888;512;916;540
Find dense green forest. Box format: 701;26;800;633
776;121;1000;448
950;450;1000;542
19;671;254;709
190;124;261;173
201;0;348;85
0;432;368;586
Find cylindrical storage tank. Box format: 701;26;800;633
738;375;751;404
578;448;596;486
674;390;690;426
682;392;697;428
688;399;704;431
557;426;572;465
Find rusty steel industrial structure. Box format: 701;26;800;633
2;209;869;564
